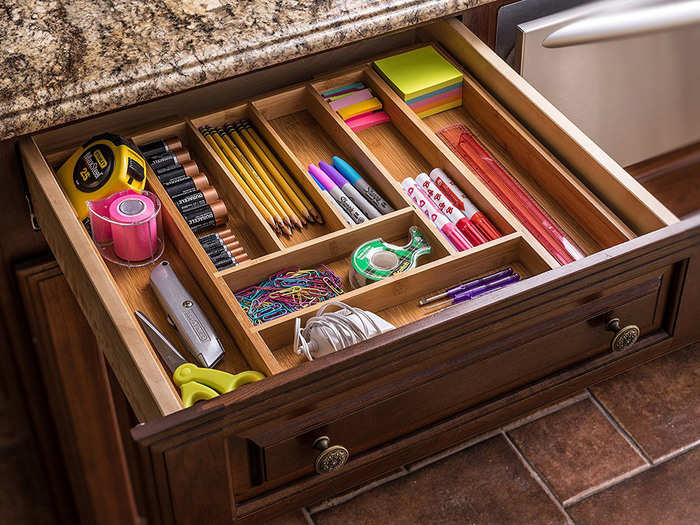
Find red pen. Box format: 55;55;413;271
401;177;472;251
428;168;501;241
415;172;488;246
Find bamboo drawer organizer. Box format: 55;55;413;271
43;41;640;390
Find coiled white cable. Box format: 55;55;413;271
294;301;393;361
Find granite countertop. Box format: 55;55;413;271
0;0;489;141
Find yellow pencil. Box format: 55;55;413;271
242;121;323;224
224;125;303;230
209;129;292;237
199;128;278;232
236;122;309;225
217;128;292;229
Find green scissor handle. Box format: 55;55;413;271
173;363;266;408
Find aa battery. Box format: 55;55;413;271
215;258;237;270
140;137;182;159
183;200;227;232
148;149;191;172
158;160;199;186
206;243;245;259
166;173;210;199
202;236;242;255
173;186;219;214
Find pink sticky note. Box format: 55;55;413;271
408;87;462;112
329;89;373;111
346;111;391;131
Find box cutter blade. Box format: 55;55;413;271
135;310;265;407
135;310;188;375
149;261;224;368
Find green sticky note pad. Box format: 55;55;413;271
373;46;462;100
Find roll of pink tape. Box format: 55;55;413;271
109;194;158;261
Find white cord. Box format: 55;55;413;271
295;301;386;361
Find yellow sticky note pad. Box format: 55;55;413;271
416;98;463;118
337;98;382;120
374;46;463;100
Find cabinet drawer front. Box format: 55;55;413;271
260;266;670;482
136;221;699;525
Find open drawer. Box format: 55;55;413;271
19;18;698;524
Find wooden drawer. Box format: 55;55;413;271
18;18;700;524
261;266;670;482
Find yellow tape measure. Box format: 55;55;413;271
56;133;147;224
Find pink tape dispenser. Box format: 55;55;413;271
87;190;164;266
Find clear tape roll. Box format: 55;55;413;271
349;227;432;288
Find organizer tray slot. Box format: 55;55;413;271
259;232;551;370
190;103;346;247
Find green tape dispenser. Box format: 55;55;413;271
349;227;432;288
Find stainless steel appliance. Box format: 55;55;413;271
497;0;700;166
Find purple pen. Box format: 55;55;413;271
419;267;514;306
451;273;520;304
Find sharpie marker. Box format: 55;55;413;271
319;161;381;219
308;164;368;224
415;173;488;246
401;177;472;252
429;168;501;241
332;156;394;214
309;173;355;226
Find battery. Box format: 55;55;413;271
140;137;182;159
210;251;234;266
215;258;237;270
173;186;219;214
183;200;227;232
166;173;210;199
158;160;198;185
149;149;191;173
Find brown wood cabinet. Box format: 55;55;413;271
10;18;700;524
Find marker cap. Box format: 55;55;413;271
332;156;361;184
318;161;348;188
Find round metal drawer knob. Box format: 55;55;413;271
312;436;349;474
606;318;640;352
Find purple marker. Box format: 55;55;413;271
308;164;368;224
310;173;355;225
319;161;381;219
451;273;520;304
419;268;514;306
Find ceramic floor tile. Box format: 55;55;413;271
313;436;567;525
508;398;647;503
568;446;700;525
590;345;700;461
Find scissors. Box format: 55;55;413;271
135;310;265;407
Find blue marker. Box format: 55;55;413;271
332;156;394;215
309;172;355;226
